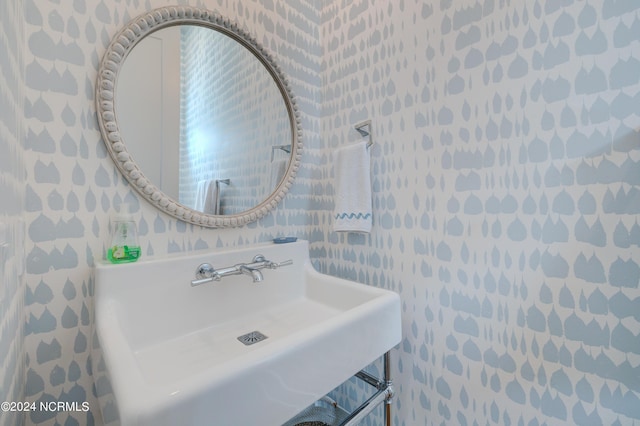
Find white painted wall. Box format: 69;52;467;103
117;27;180;200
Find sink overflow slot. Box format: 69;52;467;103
237;331;268;346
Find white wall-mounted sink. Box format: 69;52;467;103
93;240;401;426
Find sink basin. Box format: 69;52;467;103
93;240;401;426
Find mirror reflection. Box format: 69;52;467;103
116;25;292;215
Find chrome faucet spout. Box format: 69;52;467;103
240;265;263;282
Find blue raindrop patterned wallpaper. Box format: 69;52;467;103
1;2;26;426
20;0;321;425
8;0;640;425
319;1;640;425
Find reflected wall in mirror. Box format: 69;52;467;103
97;7;301;227
117;25;291;215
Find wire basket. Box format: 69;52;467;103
282;397;338;426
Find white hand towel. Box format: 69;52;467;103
194;180;207;211
212;180;223;215
194;180;220;214
333;141;372;233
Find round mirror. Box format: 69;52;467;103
96;7;301;227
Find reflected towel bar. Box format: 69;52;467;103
214;179;229;215
271;145;291;162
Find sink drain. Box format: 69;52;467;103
237;331;268;346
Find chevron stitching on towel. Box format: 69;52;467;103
335;212;372;220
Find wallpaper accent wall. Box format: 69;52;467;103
14;0;640;425
21;0;321;425
320;1;639;425
0;1;26;426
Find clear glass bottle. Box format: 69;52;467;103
107;214;141;263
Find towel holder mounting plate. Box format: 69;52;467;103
355;120;373;148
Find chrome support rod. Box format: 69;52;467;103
337;350;394;426
384;350;393;426
337;387;390;426
355;370;384;389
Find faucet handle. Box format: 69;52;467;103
196;263;218;279
273;259;293;268
191;277;216;286
191;263;221;286
251;254;290;269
